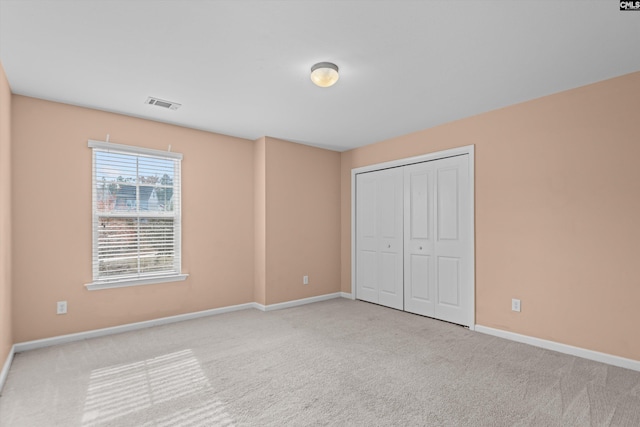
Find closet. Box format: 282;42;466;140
355;150;473;327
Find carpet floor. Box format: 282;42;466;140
1;298;639;426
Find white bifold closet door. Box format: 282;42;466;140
355;167;404;310
403;155;471;326
355;154;472;327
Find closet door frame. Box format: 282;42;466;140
350;145;475;330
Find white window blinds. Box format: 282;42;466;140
89;140;184;287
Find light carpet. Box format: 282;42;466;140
1;299;639;426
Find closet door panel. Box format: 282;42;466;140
409;254;430;301
377;168;404;310
356;168;403;310
404;165;435;316
356;173;379;303
433;155;471;326
437;256;460;307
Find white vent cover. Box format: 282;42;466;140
145;97;181;110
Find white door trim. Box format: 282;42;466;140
351;145;475;329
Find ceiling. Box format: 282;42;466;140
1;1;639;152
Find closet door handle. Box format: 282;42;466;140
419;246;423;250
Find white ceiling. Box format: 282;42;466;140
1;1;639;152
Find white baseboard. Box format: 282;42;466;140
14;302;257;353
0;344;15;394
259;292;344;312
13;292;348;354
475;325;640;372
340;292;354;300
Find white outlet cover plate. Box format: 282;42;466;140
57;301;67;314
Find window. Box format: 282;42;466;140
86;140;187;290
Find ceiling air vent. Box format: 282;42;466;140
145;96;181;110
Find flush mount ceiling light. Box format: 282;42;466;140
310;62;339;88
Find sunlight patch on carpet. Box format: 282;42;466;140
81;349;234;426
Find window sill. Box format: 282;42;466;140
85;274;189;291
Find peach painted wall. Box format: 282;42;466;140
341;71;640;361
264;137;340;304
253;137;266;305
11;96;255;342
0;63;12;364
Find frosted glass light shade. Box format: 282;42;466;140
310;62;339;87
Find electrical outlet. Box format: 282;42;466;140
57;301;67;315
303;275;309;285
511;298;521;312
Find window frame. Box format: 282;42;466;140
85;140;188;291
